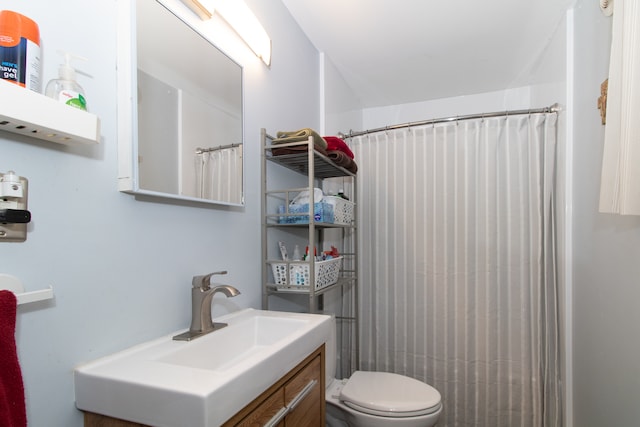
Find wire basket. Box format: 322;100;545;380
271;257;342;290
323;196;355;225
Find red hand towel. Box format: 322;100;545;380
0;290;26;427
323;136;355;159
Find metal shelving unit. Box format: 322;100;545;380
261;128;359;374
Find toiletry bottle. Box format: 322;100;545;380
0;10;41;92
278;241;288;260
292;245;301;261
45;51;87;111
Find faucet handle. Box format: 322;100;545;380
192;271;228;290
210;270;227;276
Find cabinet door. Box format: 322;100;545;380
284;355;323;426
236;387;286;427
222;346;325;427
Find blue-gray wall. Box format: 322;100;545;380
572;1;640;426
0;0;319;425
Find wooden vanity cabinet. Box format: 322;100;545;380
84;413;147;427
83;345;325;427
223;345;325;427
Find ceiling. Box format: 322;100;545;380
281;0;575;108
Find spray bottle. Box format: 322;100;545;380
45;51;87;111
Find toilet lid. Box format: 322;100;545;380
340;371;441;418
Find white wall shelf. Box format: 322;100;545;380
0;79;100;145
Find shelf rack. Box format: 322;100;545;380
266;150;355;179
0;79;100;145
261;130;357;307
261;128;359;375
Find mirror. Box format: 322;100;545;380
117;0;244;206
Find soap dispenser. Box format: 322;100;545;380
45;51;88;111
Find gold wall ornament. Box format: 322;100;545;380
598;78;608;125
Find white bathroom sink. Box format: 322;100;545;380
74;308;332;427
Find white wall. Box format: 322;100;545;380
361;87;531;130
321;53;363;136
0;0;319;425
571;1;640;426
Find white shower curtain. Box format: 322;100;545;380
195;145;243;204
599;0;640;215
348;113;561;427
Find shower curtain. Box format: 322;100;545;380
195;145;243;204
348;112;561;427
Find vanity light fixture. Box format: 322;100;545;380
180;0;272;66
180;0;213;20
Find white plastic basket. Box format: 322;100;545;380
323;196;355;225
271;257;342;290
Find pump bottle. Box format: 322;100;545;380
45;51;88;111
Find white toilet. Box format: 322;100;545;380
325;318;442;427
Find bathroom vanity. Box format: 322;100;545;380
82;345;324;426
75;309;332;426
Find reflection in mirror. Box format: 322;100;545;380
118;0;244;206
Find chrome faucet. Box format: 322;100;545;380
173;271;241;341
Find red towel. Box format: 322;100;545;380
0;290;26;427
323;136;355;159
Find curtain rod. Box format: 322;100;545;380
196;143;241;154
339;103;560;139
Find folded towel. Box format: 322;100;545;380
323;136;354;159
271;144;328;157
327;150;358;174
0;290;26;427
273;128;328;151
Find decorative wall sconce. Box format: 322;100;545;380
180;0;272;66
598;79;608;125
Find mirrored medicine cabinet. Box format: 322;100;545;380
117;0;244;206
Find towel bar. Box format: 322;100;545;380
0;274;54;305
